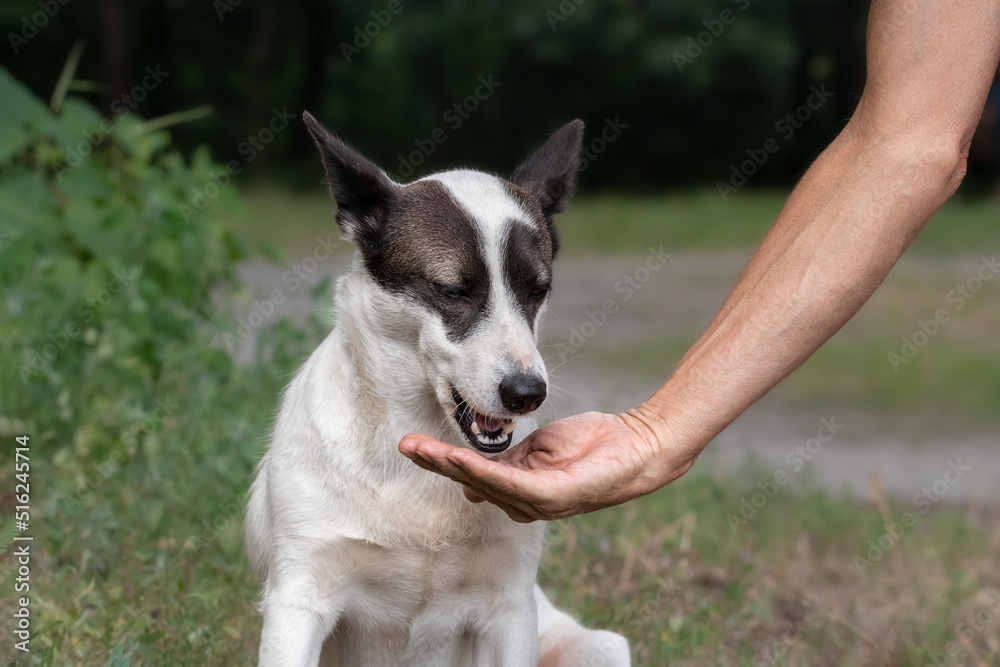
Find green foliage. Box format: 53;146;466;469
0;66;325;664
0;62;996;666
0;0;875;190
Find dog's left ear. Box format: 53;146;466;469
303;111;396;255
510;119;584;240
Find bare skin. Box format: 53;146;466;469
399;0;1000;523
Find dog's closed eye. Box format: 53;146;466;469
433;283;472;303
527;284;550;301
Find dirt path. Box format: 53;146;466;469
235;249;1000;503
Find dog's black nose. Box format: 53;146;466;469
499;374;547;413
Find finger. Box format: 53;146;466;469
444;447;549;502
403;435;550;520
399;435;469;481
401;441;473;486
406;445;536;521
430;449;549;520
407;454;451;476
399;433;447;458
461;485;536;522
409;452;535;521
463;486;485;503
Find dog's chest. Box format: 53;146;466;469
319;527;545;628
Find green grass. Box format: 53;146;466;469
221;186;1000;256
7;165;998;665
6;462;996;665
541;470;1000;665
582;336;1000;418
560;190;1000;256
556;190;786;253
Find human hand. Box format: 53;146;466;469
397;410;700;522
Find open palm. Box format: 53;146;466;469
399;411;697;522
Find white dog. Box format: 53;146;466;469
245;112;631;667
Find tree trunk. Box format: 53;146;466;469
246;0;277;174
99;0;130;112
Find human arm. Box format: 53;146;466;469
399;0;1000;521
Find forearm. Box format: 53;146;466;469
631;122;955;453
627;0;1000;481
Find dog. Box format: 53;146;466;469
245;112;631;666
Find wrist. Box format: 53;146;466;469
618;396;704;489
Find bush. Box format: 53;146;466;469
0;66;324;664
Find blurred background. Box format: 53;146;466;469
2;1;999;665
3;0;878;188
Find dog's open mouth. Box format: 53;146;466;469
450;387;516;453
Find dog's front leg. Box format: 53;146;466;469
257;586;339;667
470;593;539;667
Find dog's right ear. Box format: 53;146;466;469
303;111;396;251
510;120;584;257
510;119;584;222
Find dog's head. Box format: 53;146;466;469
304;113;582;454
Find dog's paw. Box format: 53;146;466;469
539;629;630;667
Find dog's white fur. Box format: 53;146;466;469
246;121;630;666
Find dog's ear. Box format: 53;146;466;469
303;111;396;251
510;119;584;224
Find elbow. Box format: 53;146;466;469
897;139;969;207
858;124;971;207
908;135;970;202
848;106;974;206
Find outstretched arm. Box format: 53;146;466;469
400;0;1000;522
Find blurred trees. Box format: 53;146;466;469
1;0;880;190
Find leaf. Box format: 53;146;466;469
0;169;48;229
0;66;50;162
138;631;165;645
52;98;107;157
105;642;130;667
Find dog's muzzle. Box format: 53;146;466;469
450;387;518;453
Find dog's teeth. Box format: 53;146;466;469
501;421;516;435
470;422;481;436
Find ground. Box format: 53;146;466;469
3;188;997;666
221;187;1000;665
232;188;1000;502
